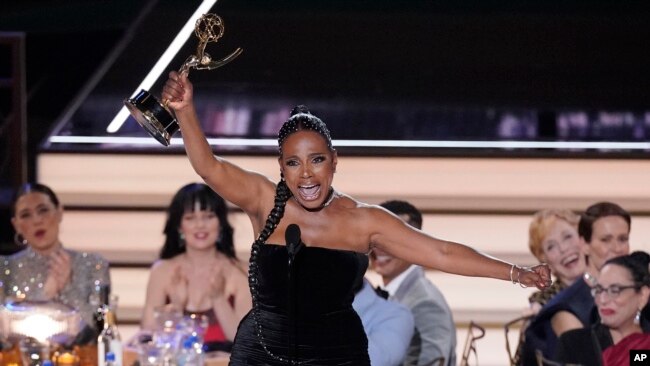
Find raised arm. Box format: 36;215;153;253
367;207;550;289
161;71;272;215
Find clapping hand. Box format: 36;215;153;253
167;264;189;310
43;249;72;299
204;265;226;303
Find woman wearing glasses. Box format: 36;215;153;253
556;251;650;366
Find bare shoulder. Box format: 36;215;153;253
331;194;401;234
346;198;398;223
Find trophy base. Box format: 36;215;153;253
124;89;179;146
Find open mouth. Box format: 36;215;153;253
298;184;321;201
194;232;209;240
561;253;580;267
34;229;46;239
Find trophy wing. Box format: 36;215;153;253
198;48;244;70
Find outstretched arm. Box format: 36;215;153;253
161;71;272;215
367;207;550;289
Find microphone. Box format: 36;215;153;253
286;224;303;259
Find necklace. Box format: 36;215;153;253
321;187;337;208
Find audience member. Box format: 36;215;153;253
556;251;650;366
0;183;110;334
520;201;631;364
353;255;415;366
526;209;586;314
141;183;251;345
512;209;586;364
371;200;457;366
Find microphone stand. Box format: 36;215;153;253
286;224;303;364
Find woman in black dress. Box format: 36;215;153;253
161;71;551;365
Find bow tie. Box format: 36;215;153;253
374;286;389;300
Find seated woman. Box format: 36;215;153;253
520;202;631;364
556;251;650;366
1;183;110;337
141;183;252;347
512;209;586;364
526;209;586;313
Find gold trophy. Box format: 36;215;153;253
125;13;242;146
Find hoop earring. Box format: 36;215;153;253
635;308;642;325
14;233;27;246
179;232;185;248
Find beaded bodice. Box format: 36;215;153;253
246;242;366;364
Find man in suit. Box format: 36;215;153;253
352;254;415;366
371;200;457;366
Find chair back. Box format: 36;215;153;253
504;314;533;366
459;321;485;366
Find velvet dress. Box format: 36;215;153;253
229;243;370;365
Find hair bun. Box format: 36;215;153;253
290;105;311;116
630;251;650;267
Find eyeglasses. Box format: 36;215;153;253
590;284;639;299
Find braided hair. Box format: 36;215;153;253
277;105;333;155
247;179;296;362
246;105;332;363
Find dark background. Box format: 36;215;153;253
3;0;650;161
0;1;650;179
1;0;650;249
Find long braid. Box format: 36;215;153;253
248;179;300;364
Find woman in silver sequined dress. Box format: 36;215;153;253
1;183;110;334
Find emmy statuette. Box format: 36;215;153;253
125;13;242;146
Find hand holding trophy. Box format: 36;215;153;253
125;13;242;146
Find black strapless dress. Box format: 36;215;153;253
229;244;370;365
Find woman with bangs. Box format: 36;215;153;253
141;183;251;347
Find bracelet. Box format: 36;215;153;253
509;264;517;284
517;266;530;288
